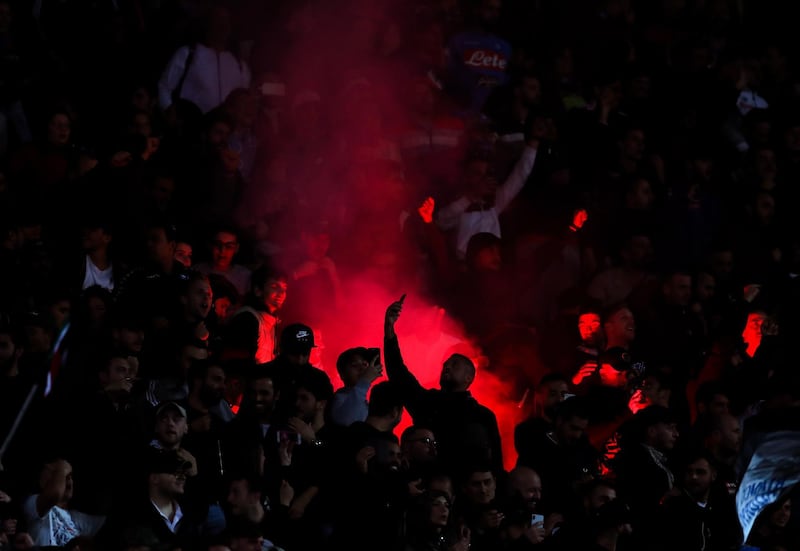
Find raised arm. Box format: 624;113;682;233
383;297;426;405
493;142;538;213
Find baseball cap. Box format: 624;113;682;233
155;401;187;419
146;449;191;475
280;323;316;354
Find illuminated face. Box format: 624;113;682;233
214;296;233;322
741;311;766;350
174;242;192;268
211;231;238;270
249;377;277;416
378;441;403;472
45;461;75;502
155;410;187;447
464;471;496;505
604;308;635;344
184;279;212;321
578;313;601;342
259;278;287;314
103;356;130;384
641;376;668;407
513;470;542;511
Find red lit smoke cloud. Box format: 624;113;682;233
245;0;525;469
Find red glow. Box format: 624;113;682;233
246;0;526;473
307;279;521;471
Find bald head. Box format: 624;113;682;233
509;466;542;511
439;353;476;392
705;412;742;458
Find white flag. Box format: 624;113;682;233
736;430;800;541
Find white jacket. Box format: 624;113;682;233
158;43;251;113
436;145;538;258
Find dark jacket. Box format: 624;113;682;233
384;335;503;473
656;491;741;551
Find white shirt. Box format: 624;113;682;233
234;306;278;364
158;43;251;113
436;145;538;258
23;495;105;547
151;500;184;534
82;255;114;291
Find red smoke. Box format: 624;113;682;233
246;0;524;471
308;279;521;471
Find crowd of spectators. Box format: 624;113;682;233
0;0;799;549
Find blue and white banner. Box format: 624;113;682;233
736;430;800;541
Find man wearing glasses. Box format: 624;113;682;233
195;226;252;299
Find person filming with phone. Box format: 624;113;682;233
329;347;384;427
383;295;503;474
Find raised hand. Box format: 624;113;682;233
361;353;383;383
384;295;406;338
417;196;435;224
